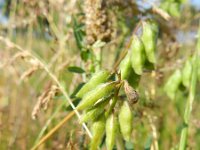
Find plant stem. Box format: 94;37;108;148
31;111;76;150
0;36;92;148
33;100;66;146
179;24;200;150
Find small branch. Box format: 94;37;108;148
112;21;142;73
31;111;76;150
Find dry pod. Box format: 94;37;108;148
118;101;133;141
76;70;110;98
120;51;132;80
106;113;118;150
141;21;158;63
164;69;182;100
130;35;145;75
124;80;139;105
90;116;106;150
77;82;116;110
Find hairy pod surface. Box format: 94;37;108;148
90;116;106;150
118;101;133;141
120;51;132;80
130;35;145;75
80;107;104;123
76;70;110;98
77;82;116;110
182;59;192;88
141;21;157;63
80;97;110;123
164;69;182;100
106;113;118;150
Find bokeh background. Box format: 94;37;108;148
0;0;200;150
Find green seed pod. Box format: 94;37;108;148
164;69;182;100
90;116;106;150
77;82;116;110
106;113;118;150
127;69;141;89
168;2;180;18
141;22;157;63
130;35;145;75
182;59;192;88
80;107;104;123
118;101;133;141
160;1;170;13
198;60;200;82
120;51;132;80
76;70;110;98
80;95;111;123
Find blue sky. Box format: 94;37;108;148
191;0;200;10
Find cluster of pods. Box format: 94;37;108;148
75;21;159;150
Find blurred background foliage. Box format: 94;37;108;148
0;0;200;149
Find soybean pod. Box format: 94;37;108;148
141;21;158;63
77;82;116;110
90;116;106;150
120;51;132;80
182;58;192;88
80;95;112;123
118;101;133;141
164;69;182;100
106;113;118;150
130;35;145;75
76;70;110;98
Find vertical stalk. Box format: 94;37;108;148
94;47;102;71
179;23;200;150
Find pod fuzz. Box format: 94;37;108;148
118;101;133;141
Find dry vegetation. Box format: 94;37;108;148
0;0;200;150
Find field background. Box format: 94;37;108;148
0;0;200;150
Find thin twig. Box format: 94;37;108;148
112;21;142;73
31;110;76;150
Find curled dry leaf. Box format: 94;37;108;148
32;84;59;120
124;80;139;105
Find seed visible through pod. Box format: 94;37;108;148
124;80;139;105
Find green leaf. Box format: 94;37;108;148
81;49;91;62
125;141;134;150
68;66;85;74
70;83;85;98
72;16;85;50
144;135;152;150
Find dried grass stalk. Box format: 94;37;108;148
84;0;112;44
32;84;59;120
